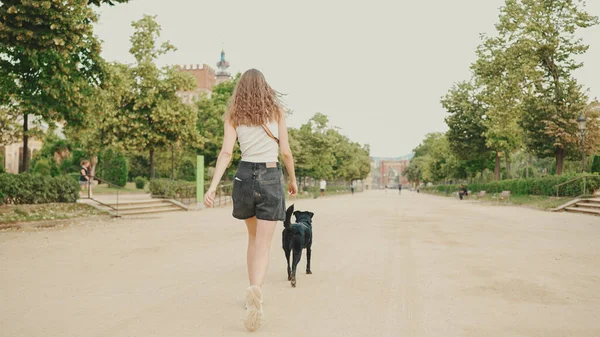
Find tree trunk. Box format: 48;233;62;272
555;147;564;176
505;153;511;179
20;114;29;173
90;155;98;180
526;153;530;179
494;153;501;181
150;149;155;179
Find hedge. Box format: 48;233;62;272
422;174;600;197
0;173;80;205
149;179;196;199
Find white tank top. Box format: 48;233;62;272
236;121;279;163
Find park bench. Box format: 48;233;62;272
493;191;511;203
476;191;486;199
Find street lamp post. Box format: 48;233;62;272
577;114;587;173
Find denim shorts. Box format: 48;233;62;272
232;161;286;221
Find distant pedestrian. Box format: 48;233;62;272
398;184;402;196
79;160;92;198
459;184;468;200
351;180;356;195
320;179;327;197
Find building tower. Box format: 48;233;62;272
216;50;231;84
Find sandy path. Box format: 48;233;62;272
1;191;599;337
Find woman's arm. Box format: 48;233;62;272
204;120;237;207
278;115;297;195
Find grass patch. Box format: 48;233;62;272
0;203;105;225
424;191;570;211
479;194;570;210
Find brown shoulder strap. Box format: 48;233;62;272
261;124;279;144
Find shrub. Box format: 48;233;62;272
134;176;147;190
149;179;195;199
422;174;600;197
592;156;600;174
0;173;79;205
33;158;52;176
0;152;5;174
98;149;128;187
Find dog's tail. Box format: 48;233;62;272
284;204;294;228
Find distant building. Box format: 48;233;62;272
176;50;233;104
176;64;216;104
1;141;42;174
380;159;409;187
366;155;412;188
1;118;64;174
216;50;232;85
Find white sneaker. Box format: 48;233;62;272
244;285;264;332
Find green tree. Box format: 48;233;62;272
64;62;135;177
473;33;525;180
475;0;599;175
101;16;202;178
328;129;371;181
403;156;426;186
0;0;127;171
442;81;495;178
0;108;19;145
98;148;128;187
196;75;242;176
87;0;130;6
298;113;336;179
425;134;461;183
287;127;311;184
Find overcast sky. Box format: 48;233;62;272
94;0;600;158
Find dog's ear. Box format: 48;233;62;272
308;212;314;219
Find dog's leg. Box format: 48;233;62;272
291;249;302;287
285;246;292;281
306;246;312;274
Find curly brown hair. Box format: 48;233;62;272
224;69;283;127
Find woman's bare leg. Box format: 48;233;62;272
245;217;277;287
245;217;257;285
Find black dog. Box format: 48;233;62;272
282;205;314;288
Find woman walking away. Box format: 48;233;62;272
203;69;298;332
